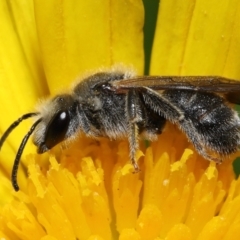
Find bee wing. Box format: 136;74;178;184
111;76;240;104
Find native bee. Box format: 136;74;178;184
1;67;240;191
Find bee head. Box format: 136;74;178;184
33;94;78;153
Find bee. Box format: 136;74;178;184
1;67;240;191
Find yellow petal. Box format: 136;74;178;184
136;204;163;239
0;0;47;181
151;0;240;78
112;142;142;232
197;217;229;240
185;163;226;238
0;173;14;205
166;224;192;240
33;0;144;93
119;228;141;240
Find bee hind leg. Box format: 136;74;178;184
178;118;223;163
141;87;222;162
126;89;144;172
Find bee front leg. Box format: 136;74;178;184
126;89;143;172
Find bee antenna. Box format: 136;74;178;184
0;113;39;150
12;118;42;191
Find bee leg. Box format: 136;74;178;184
141;87;219;162
177;118;221;162
126;89;143;172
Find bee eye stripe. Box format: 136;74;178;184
11;118;42;191
0;112;39;150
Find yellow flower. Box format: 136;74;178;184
1;0;240;240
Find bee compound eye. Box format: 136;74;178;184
44;111;70;149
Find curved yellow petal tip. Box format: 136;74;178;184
197;216;228;240
121;163;135;175
136;204;162;239
28;158;45;198
171;148;194;172
166;224;192;240
205;162;217;180
119;228;141;240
